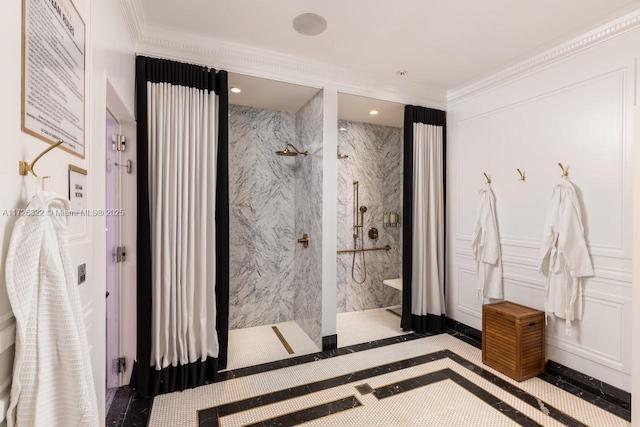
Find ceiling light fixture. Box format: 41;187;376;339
292;13;327;36
339;127;347;132
396;70;408;76
369;110;379;115
230;87;242;93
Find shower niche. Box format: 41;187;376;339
335;92;405;347
227;73;324;367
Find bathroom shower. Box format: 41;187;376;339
275;141;308;156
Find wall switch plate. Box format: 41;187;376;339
78;263;86;285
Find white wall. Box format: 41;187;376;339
632;105;640;426
447;27;639;392
0;1;135;424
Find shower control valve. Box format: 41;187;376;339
368;228;379;240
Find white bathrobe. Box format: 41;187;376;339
471;185;504;302
539;177;594;336
4;188;99;427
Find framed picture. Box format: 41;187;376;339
22;0;86;158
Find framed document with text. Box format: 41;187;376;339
22;0;86;158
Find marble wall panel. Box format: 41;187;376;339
336;120;403;313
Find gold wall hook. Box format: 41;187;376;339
19;140;64;177
483;172;491;184
517;168;526;182
558;163;569;177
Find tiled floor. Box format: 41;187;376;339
225;308;408;370
107;325;631;427
147;334;631;427
226;321;321;370
336;306;409;347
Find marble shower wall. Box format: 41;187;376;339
336;120;403;313
293;91;324;349
228;105;297;329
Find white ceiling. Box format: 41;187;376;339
228;73;403;127
338;94;404;128
229;73;319;113
137;0;640;90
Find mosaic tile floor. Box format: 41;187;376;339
147;334;630;427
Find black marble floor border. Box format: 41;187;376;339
374;368;542;427
198;349;596;427
244;396;362;427
114;323;631;426
106;386;153;427
445;316;632;417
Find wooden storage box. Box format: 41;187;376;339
482;301;545;381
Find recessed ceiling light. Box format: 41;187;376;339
230;87;242;94
396;70;408;76
369;110;379;115
292;13;327;36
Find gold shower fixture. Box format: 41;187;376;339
275;141;308;156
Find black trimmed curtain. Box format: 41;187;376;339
130;56;229;398
401;105;446;334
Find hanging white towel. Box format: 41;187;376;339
4;185;99;427
471;185;504;303
539;177;593;336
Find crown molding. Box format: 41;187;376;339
119;1;640;109
133;25;447;109
117;0;146;47
447;9;640;106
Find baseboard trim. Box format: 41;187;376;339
445;316;631;413
322;334;337;351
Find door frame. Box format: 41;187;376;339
105;80;136;387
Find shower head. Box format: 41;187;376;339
276;142;308;157
360;206;367;213
275;148;298;156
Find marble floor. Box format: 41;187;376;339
107;326;631;427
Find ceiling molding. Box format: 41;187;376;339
448;9;640;106
117;0;146;45
119;1;640;110
134;24;447;109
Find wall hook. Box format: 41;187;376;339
483;172;491;184
19;140;64;177
517;168;526;182
558;163;569;177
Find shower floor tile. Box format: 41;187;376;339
337;306;409;347
226;321;320;370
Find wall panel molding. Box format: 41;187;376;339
456;267;482;318
0;324;15;356
0;376;12;424
457;67;632;262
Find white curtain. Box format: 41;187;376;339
411;123;445;318
147;81;219;370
